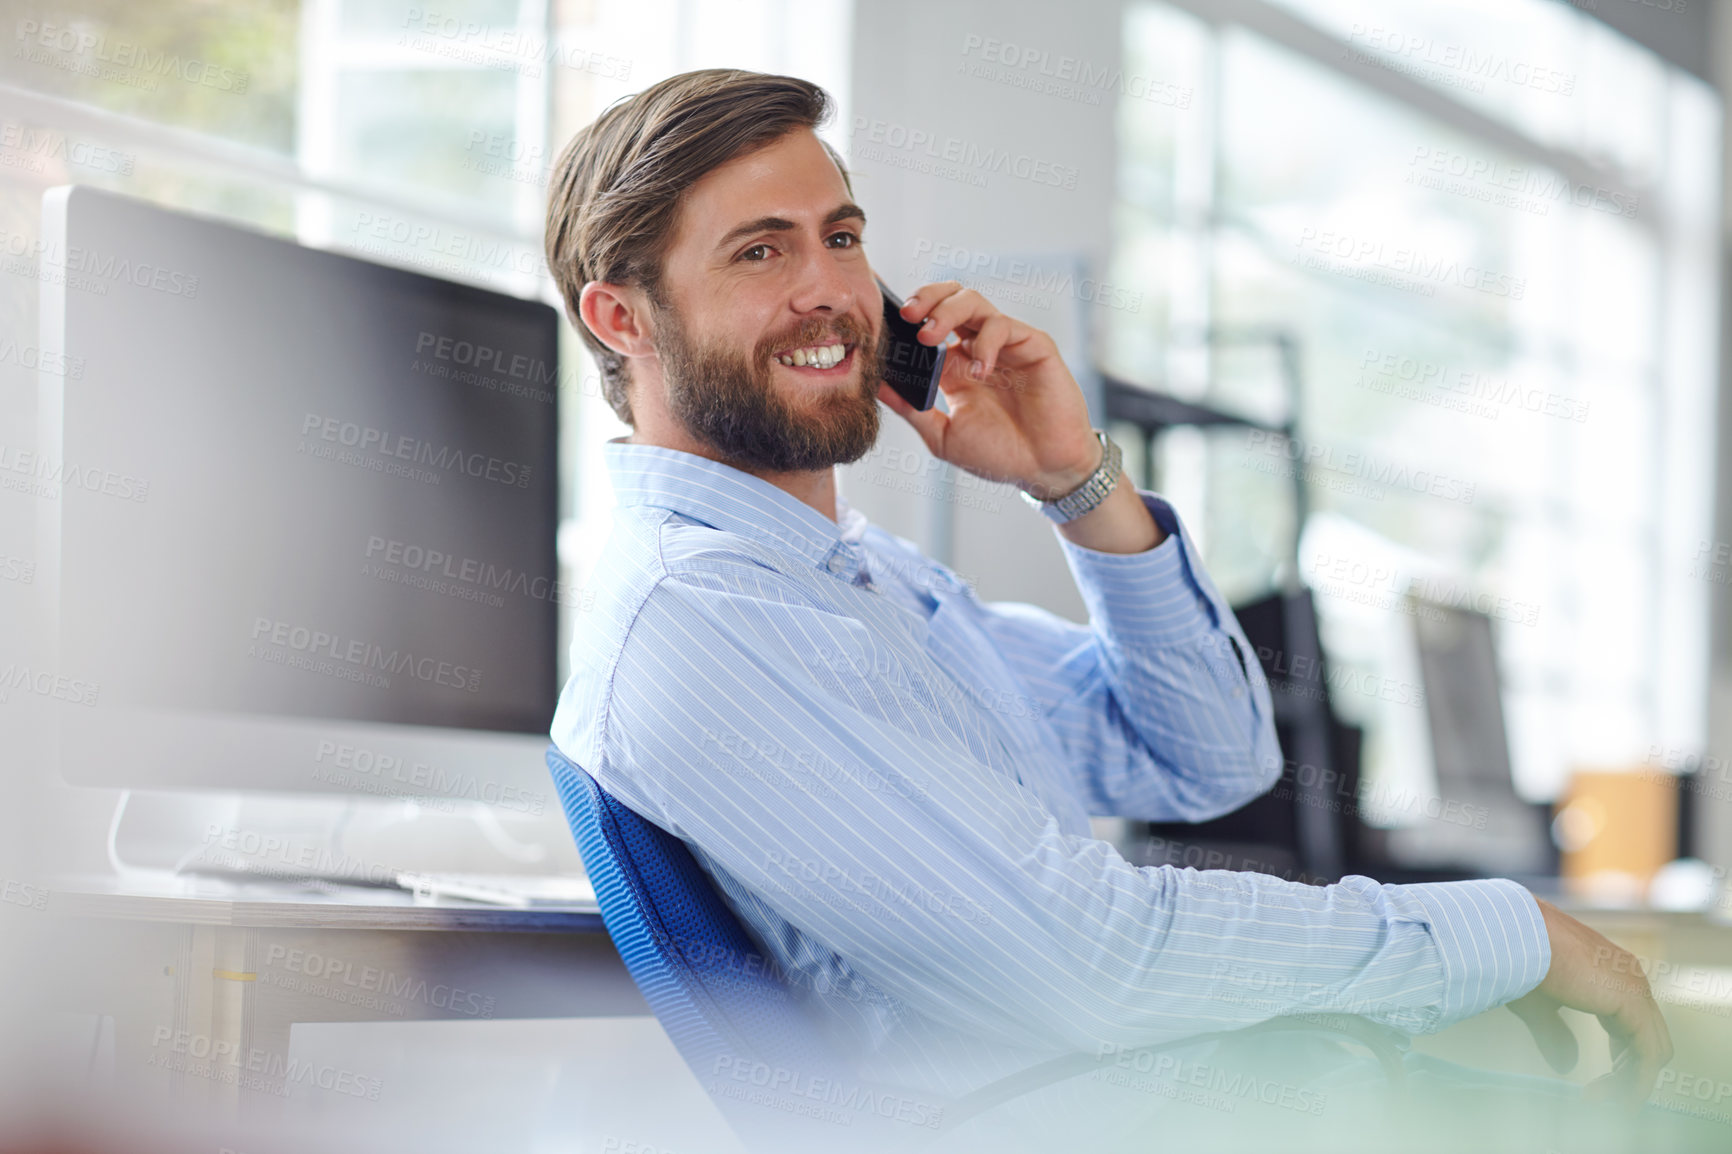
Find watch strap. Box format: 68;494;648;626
1020;430;1123;524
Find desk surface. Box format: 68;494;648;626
52;872;606;933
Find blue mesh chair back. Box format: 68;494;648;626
547;745;886;1149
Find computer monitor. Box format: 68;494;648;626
1390;597;1556;878
37;186;560;807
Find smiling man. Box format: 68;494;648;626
542;70;1681;1152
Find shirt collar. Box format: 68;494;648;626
604;438;870;583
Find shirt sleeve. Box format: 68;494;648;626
969;488;1284;822
590;559;1550;1056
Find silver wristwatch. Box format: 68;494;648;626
1019;429;1123;524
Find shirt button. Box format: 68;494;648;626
827;554;845;573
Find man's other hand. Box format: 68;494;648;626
1504;896;1673;1109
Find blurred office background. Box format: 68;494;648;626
7;0;1724;894
1;0;1731;1142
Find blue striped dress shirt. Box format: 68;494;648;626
550;437;1550;1115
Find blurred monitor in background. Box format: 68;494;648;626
39;186;560;808
1385;596;1556;881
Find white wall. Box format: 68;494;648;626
840;0;1128;623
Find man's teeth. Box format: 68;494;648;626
776;343;848;368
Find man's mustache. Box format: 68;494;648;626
758;317;875;361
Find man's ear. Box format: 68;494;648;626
579;282;657;360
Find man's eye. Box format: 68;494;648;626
828;232;861;249
741;243;772;262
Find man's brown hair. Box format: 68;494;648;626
544;68;854;426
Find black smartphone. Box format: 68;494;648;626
875;274;946;411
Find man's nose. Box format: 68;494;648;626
785;241;857;316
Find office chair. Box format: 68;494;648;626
547;744;1409;1152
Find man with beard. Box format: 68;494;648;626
543;69;1677;1151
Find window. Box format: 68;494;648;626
1108;0;1719;820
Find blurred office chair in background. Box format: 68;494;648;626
1103;345;1558;889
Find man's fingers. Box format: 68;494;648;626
876;383;947;455
1507;995;1578;1074
960;314;1014;381
1599;1003;1672;1107
913;286;991;348
900;281;961;324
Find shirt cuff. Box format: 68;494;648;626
1356;876;1552;1029
1052;488;1219;648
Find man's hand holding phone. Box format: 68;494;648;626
873;277;1101;506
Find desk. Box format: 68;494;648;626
40;874;644;1124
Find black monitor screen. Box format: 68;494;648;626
53;186;560;738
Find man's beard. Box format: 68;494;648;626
650;296;886;474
